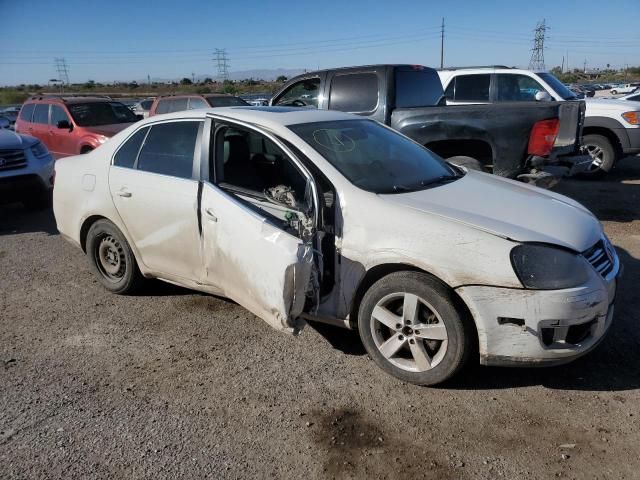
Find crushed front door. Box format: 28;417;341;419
200;182;314;334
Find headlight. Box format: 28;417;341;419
621;111;639;125
510;244;590;290
30;141;49;158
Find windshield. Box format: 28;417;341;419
67;102;138;126
289;119;460;194
538;73;577;100
207;96;249;107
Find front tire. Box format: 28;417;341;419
580;134;616;177
86;219;144;294
611;90;618;95
358;271;472;386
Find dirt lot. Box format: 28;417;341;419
1;158;639;480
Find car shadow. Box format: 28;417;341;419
0;203;58;236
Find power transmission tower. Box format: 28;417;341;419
440;17;445;69
528;20;548;70
54;57;70;91
214;49;230;81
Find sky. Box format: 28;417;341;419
1;0;639;86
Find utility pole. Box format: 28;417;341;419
147;74;151;85
528;19;548;70
583;59;587;73
440;17;445;69
54;58;70;93
561;56;564;73
191;72;195;84
214;49;230;81
566;51;569;72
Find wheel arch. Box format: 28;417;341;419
425;139;494;167
79;214;108;252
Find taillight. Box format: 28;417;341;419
528;118;559;157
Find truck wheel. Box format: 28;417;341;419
86;219;145;294
447;156;483;172
358;271;472;386
611;90;618;95
580;134;616;177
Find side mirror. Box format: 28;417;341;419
0;117;10;129
535;91;552;102
57;120;72;129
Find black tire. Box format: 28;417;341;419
22;189;52;211
580;134;616;177
611;90;617;95
86;219;144;294
358;271;473;386
447;155;483;172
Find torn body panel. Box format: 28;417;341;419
200;182;317;334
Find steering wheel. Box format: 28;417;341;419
291;99;307;107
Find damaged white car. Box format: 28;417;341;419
54;107;620;385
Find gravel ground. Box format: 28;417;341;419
1;157;639;480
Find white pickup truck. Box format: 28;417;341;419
438;67;640;175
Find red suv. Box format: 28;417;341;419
149;94;248;116
15;96;140;159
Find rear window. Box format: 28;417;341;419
155;99;172;114
206;96;249;107
67;102;138;126
329;73;379;112
394;67;444;108
32;104;49;124
171;98;188;112
19;103;35;122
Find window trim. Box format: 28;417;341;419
32;103;51;125
205;113;319;228
328;71;380;114
451;73;492;102
49;104;71;126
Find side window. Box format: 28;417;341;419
50;105;70;125
113;127;149;168
19;103;35;122
496;74;546;101
170;98;188;112
137;121;200;179
329;73;378;112
273;78;320;108
444;79;455;99
453;74;490;102
155;99;172;114
216;125;308;207
32;104;50;124
188;97;209;110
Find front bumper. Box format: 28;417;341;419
456;247;620;366
0;150;54;202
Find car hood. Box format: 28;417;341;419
382;171;601;252
0;129;38;149
585;98;636;113
82;123;136;137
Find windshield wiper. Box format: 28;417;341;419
420;174;459;187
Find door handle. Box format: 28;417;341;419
205;208;218;222
116;190;132;198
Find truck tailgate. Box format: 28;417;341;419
554;100;586;155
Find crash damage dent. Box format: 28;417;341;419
455;272;615;366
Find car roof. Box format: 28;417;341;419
26;96;117;105
142;106;357;127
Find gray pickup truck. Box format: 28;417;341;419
270;64;587;186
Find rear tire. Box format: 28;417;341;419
580;134;616;177
447;155;483;172
358;271;472;386
611;90;618;95
86;219;144;294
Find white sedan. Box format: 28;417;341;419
53;107;619;385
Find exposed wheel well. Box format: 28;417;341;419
80;145;94;154
425;139;493;167
582;127;623;159
79;215;107;252
348;263;479;360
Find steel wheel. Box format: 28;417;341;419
94;234;126;282
370;292;449;373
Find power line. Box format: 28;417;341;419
529;19;548;70
214;49;229;80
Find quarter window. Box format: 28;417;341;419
19;103;35;121
136;122;200;179
329;73;378;112
273;78;320;108
32;104;49;124
171;98;188;112
155;99;172;114
452;74;490;102
188;97;209;110
113;127;149;168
